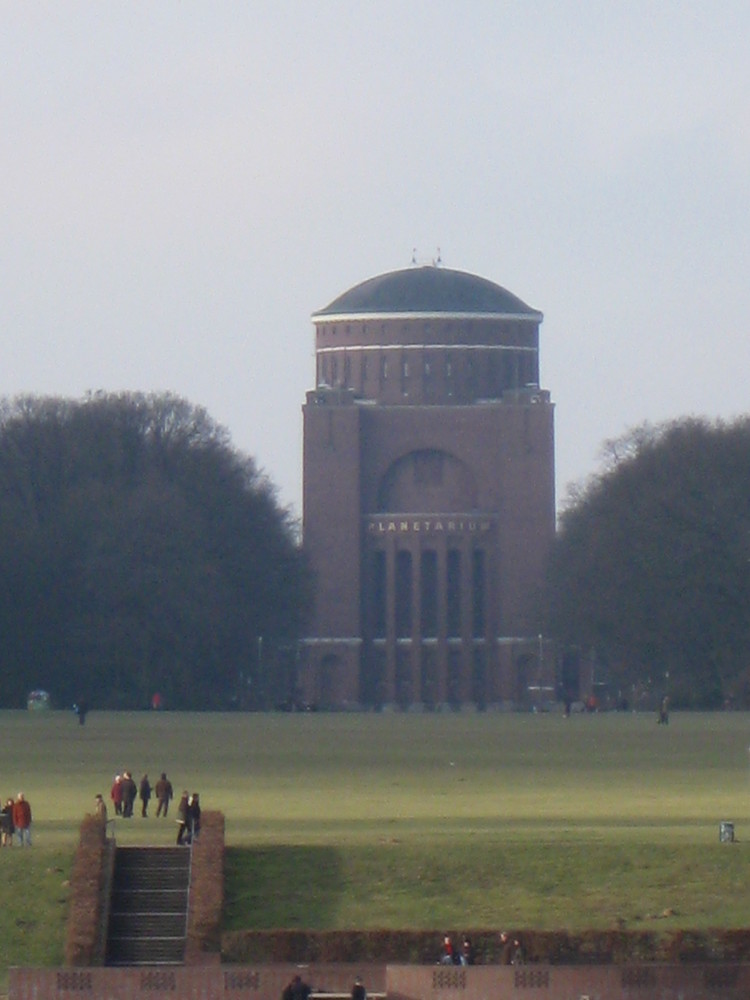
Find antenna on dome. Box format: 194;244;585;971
435;247;442;265
411;248;417;265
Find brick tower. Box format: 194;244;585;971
300;263;555;709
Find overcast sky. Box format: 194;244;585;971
4;2;749;518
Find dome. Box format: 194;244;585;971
313;265;541;320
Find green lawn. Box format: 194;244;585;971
1;709;749;978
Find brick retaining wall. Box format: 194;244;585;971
388;962;750;999
8;964;385;1000
186;810;225;963
10;963;750;1000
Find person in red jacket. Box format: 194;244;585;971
440;935;455;964
12;793;31;846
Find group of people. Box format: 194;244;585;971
175;790;201;844
440;932;525;966
0;793;32;846
101;771;200;845
110;771;174;818
440;934;475;966
282;975;366;1000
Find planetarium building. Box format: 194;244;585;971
300;264;555;709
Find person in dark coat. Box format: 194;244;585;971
139;774;152;817
510;938;526;965
1;798;14;846
499;932;513;965
460;938;475;966
121;772;137;818
94;793;108;824
186;793;201;843
176;791;189;844
155;772;174;817
351;976;366;1000
282;975;311;1000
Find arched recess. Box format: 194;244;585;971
377;448;477;513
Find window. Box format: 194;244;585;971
395;550;413;637
371;550;386;638
447;549;461;637
472;549;485;637
420;550;438;637
445;353;454;397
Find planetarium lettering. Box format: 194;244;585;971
367;517;492;535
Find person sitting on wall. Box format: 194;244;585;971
440;934;456;964
459;937;475;965
499;932;513;965
282;975;311;1000
351;976;366;1000
510;938;526;965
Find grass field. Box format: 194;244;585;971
2;709;750;979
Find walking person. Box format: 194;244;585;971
155;772;174;817
139;774;151;817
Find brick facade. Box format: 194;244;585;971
301;266;556;710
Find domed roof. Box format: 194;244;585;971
314;265;541;320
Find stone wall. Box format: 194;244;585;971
10;962;750;1000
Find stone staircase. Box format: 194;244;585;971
105;846;191;966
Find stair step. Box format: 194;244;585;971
108;912;187;936
111;889;188;913
117;847;190;872
106;845;190;967
106;936;185;965
113;869;189;890
117;847;190;871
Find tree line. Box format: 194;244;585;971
0;392;310;710
545;417;750;708
4;393;747;711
